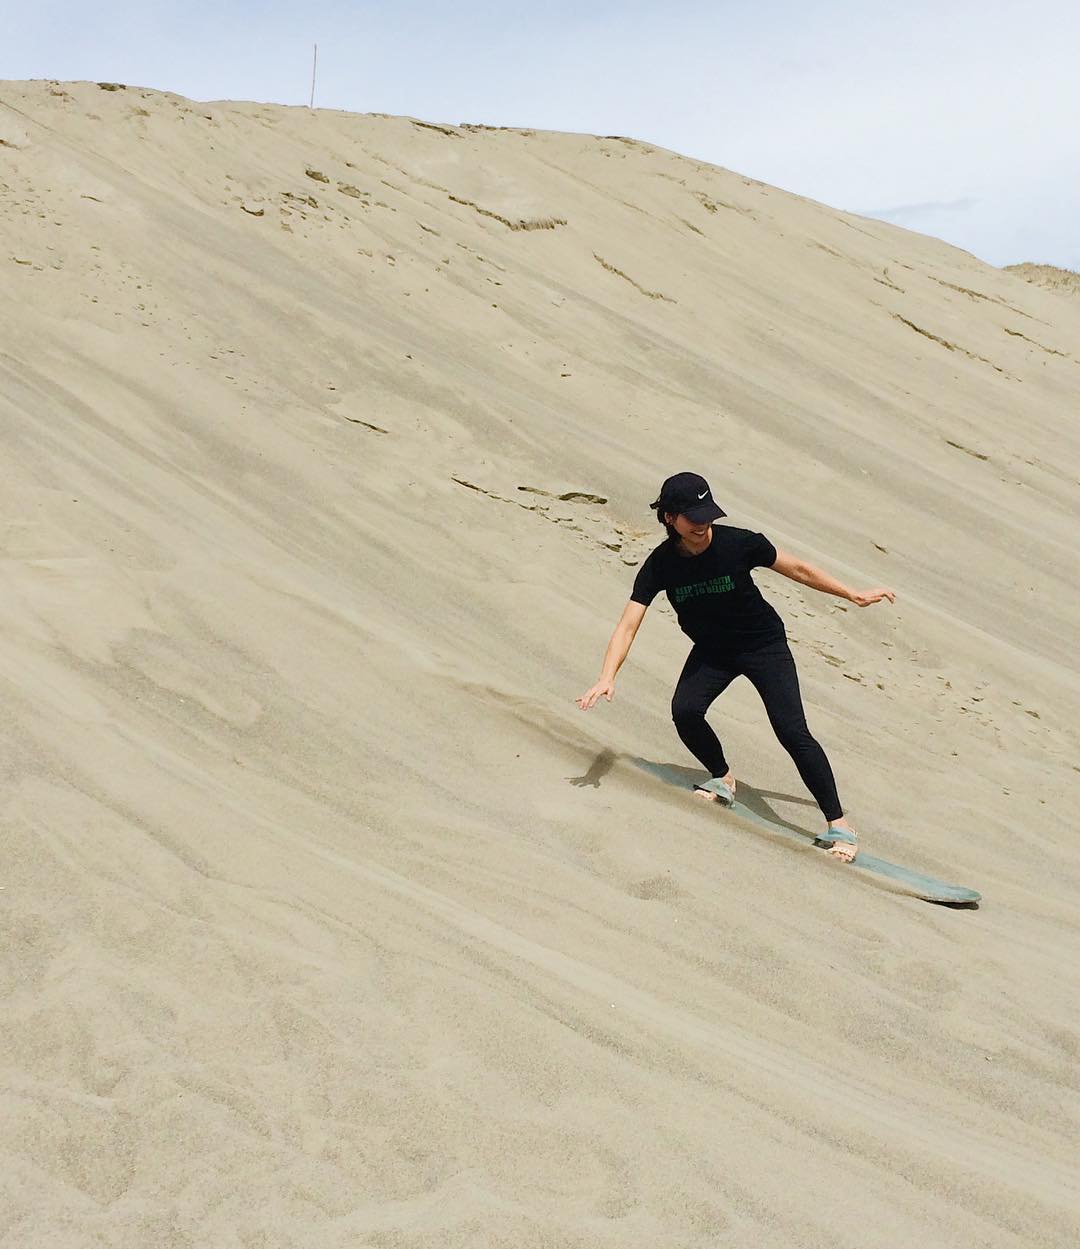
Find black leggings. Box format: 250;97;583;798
670;640;843;821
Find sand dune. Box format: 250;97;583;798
1006;263;1080;298
2;79;1080;1247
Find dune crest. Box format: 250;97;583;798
1005;261;1080;297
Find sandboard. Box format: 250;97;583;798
632;760;981;906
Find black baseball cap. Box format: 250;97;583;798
651;472;726;523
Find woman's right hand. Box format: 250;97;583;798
576;679;615;711
849;586;896;607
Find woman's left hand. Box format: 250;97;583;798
849;587;896;607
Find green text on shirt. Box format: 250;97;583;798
673;575;734;605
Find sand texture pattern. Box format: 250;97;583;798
2;79;1080;1248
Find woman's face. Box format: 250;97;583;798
665;512;711;543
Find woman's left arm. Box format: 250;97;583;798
768;549;896;608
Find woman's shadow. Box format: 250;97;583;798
568;749;817;837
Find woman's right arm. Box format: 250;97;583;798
576;600;648;710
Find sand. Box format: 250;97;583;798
2;78;1079;1248
1006;263;1080;298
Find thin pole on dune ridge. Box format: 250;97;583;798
310;43;318;110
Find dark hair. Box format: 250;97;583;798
652;502;679;542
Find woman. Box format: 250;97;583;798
576;472;895;861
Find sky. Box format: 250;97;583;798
5;0;1078;269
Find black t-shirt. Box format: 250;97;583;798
630;525;785;654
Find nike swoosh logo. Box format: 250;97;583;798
697;491;708;498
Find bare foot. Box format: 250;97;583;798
694;773;736;805
822;820;857;863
